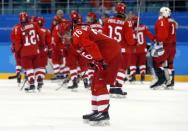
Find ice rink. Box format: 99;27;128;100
0;79;188;131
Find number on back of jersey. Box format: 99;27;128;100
108;25;123;42
22;29;37;46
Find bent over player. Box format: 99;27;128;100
71;25;122;125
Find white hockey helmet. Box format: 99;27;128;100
160;7;171;17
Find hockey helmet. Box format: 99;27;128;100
19;12;29;23
115;2;126;14
160;7;171;18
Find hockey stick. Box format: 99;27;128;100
55;69;87;91
20;78;27;91
55;76;70;91
136;0;142;31
8;74;18;79
19;74;27;91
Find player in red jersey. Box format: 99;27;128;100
71;24;122;125
50;9;64;32
51;17;71;80
130;16;155;82
51;15;62;32
151;7;171;88
165;13;178;88
36;16;52;88
87;12;103;33
10;24;22;84
65;10;87;89
85;12;103;86
14;12;44;91
103;2;135;96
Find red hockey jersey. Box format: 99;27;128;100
14;22;43;57
89;23;103;33
102;17;135;46
38;27;51;54
134;24;154;53
155;16;170;45
72;25;121;63
51;20;71;50
168;18;177;45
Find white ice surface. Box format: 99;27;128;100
0;80;188;131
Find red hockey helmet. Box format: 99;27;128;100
37;16;45;27
19;12;29;23
70;10;79;21
87;12;97;23
30;16;37;22
115;3;126;14
53;15;62;23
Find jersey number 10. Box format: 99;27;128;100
136;32;144;45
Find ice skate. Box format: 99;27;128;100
25;85;36;93
164;72;174;90
129;75;136;84
83;78;90;88
163;81;174;90
67;78;78;91
37;83;43;92
89;112;110;126
37;76;43;92
110;88;127;98
150;81;165;90
82;111;98;123
150;81;161;90
150;68;166;90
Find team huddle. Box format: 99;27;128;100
10;2;177;126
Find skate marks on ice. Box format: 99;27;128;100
0;80;188;131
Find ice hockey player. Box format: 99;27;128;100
36;16;52;89
10;24;22;85
164;11;178;89
103;2;135;97
85;12;103;88
50;9;64;32
87;12;103;33
150;7;171;89
130;15;155;82
66;10;91;89
51;14;71;80
70;20;122;125
14;12;44;92
63;10;80;89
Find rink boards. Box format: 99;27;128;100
0;74;188;82
1;42;188;81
